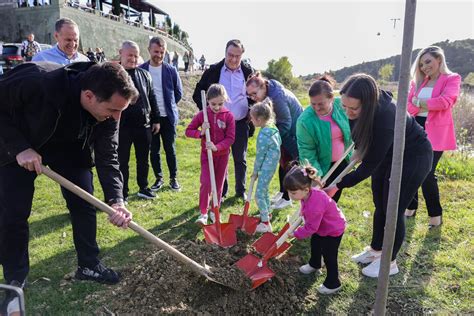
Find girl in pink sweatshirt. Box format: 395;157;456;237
185;84;236;225
284;164;346;295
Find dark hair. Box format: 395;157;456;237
283;162;322;191
206;83;228;101
225;39;245;53
340;73;379;159
250;98;273;123
148;36;167;49
55;18;78;32
80;62;138;103
308;74;336;98
246;71;267;88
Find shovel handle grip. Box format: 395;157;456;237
41;165;212;278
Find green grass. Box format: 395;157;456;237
1;122;473;314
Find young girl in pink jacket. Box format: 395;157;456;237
285;164;346;295
405;46;462;228
185;84;236;225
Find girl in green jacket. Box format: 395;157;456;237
296;75;352;202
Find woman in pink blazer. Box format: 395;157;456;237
405;46;462;228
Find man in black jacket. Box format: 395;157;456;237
118;41;160;201
0;61;138;297
192;39;254;199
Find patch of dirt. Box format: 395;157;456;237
90;232;309;315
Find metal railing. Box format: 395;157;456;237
65;0;191;51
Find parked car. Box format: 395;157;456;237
0;43;52;75
0;43;23;73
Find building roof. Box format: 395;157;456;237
121;0;168;15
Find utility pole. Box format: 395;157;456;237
390;18;401;29
374;1;416;315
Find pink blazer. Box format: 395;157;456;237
407;73;461;151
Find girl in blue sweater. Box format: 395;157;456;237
250;99;282;233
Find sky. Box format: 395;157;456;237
149;0;473;76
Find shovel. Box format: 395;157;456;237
40;165;229;287
228;174;260;235
236;145;357;288
200;90;237;248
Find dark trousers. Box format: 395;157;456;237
324;160;349;203
0;164;100;283
150;116;178;180
371;146;433;261
278;146;297;201
407;116;443;217
309;233;343;289
118;126;152;197
222;118;249;196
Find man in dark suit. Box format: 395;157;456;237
192;39;254;199
140;37;183;192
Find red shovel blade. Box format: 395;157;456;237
203;222;237;248
229;214;260;235
228;213;244;229
252;222;290;254
235;254;275;289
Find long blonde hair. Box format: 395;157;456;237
411;46;452;87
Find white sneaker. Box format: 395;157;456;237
351;247;382;264
272;198;292;210
209;211;216;223
361;258;399;278
255;222;273;233
317;284;342;295
271;192;283;203
299;264;322;275
7;297;20;315
195;214;208;226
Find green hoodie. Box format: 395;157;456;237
296;97;352;177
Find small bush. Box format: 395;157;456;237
437;152;474;180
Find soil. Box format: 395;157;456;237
88;232;310;315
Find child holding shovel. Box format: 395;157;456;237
284;164;346;295
250;99;282;233
185;84;235;225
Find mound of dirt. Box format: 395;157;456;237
91;233;310;315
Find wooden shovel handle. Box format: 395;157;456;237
41;165;211;278
201;90;219;211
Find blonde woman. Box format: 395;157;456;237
405;46;462;228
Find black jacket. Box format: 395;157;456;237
192;59;255;110
338;90;431;189
121;67;160;128
0;61;124;202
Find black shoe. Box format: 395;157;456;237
151;178;164;192
170;178;181;192
75;262;120;285
137;187;156;199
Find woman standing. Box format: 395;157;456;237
296;75;352;202
324;74;432;278
246;72;303;210
405;46;462;228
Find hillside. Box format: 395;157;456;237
301;39;474;83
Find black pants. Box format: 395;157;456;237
278;146;298;201
309;233;343;289
0;164;100;283
324;160;349;203
150;116;178;180
222;118;249;197
407;115;443;217
118;126;152;197
371;145;432;261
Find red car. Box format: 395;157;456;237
0;44;24;73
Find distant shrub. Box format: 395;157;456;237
453;90;474;157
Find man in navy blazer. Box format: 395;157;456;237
140;37;183;191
